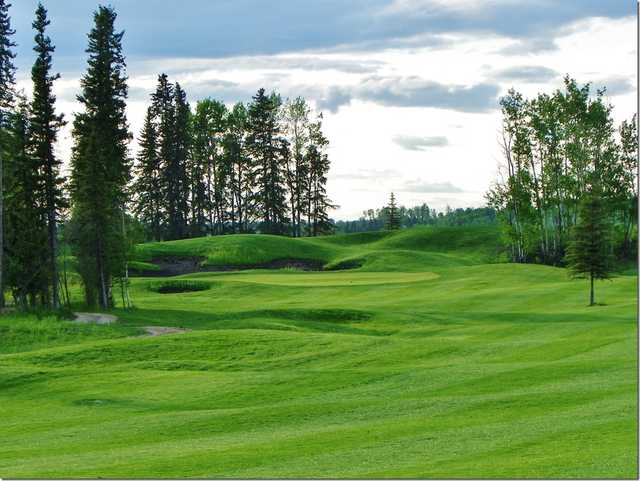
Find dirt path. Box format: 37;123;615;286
143;326;191;336
73;312;189;337
74;312;118;324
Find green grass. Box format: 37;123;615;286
0;225;636;478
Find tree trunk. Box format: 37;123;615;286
48;209;59;309
590;273;595;306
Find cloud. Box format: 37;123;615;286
393;135;448;151
8;0;635;69
591;75;636;97
332;169;401;181
401;180;464;193
319;76;500;113
492;65;559;83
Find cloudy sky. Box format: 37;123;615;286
8;0;638;219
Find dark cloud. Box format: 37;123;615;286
7;0;634;69
401;180;463;193
319;76;500;113
492;65;559;83
393;135;449;151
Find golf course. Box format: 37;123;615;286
0;225;636;478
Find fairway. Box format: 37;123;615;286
0;226;637;478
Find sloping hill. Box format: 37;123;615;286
132;225;504;275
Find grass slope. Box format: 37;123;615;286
134;225;504;271
0;225;636;478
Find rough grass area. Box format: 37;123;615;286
0;224;636;478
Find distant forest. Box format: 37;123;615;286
335;205;496;234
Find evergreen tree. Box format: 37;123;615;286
132;108;163;240
565;183;614;306
170;82;190;239
304;116;334;236
0;0;16;308
29;3;65;308
246;88;288;235
151;74;175;239
69;6;131;308
385;192;401;231
4;98;48;308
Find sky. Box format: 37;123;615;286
7;0;638;220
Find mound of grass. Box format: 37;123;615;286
147;280;212;294
133;225;506;273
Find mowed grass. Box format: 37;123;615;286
0;225;637;478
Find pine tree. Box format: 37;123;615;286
246;88;288;235
385;192;401;231
151;74;175;239
132;108;163;240
4;98;48;308
304;115;334;236
170;82;190;239
0;0;16;309
29;3;65;308
565;183;614;306
69;6;131;308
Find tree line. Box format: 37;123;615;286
487;76;637;266
335;199;497;234
132;77;334;241
0;2;335;311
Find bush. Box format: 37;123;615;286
147;280;212;294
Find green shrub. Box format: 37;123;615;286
147;280;212;294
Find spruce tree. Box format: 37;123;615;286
246;88;288;235
565;183;614;306
69;6;131;308
132;108;163;240
304;116;334;236
29;3;65;308
0;0;16;308
385;192;401;231
171;82;191;239
4;98;48;308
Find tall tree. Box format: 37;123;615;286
190;98;227;235
224;102;251;233
565;183;614;306
132;108;163;240
170;82;190;239
282;97;310;237
29;3;65;308
384;192;401;231
4;98;48;308
0;0;16;308
246;88;288;235
304;115;334;236
69;6;131;308
151;74;175;239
